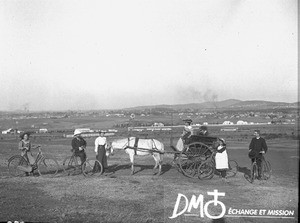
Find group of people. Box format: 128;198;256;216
18;119;268;179
18;130;111;175
181;119;268;181
71;129;110;173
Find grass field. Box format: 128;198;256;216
0;123;298;223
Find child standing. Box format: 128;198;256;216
215;138;229;181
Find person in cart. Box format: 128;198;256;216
181;119;193;142
71;129;87;166
199;125;209;136
175;118;194;151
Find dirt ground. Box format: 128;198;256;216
0;137;298;223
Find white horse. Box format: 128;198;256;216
110;137;164;175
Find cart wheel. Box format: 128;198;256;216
82;159;103;177
179;142;211;178
198;161;215;180
63;156;81;176
226;160;238;178
38;157;59;177
8;155;29;177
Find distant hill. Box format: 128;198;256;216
124;99;298;111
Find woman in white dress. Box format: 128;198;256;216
215;138;229;180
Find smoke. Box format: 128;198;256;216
203;90;218;102
176;86;218;104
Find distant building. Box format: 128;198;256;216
236;120;248;125
222;121;234;125
1;128;21;134
220;127;238;132
74;128;94;134
152;123;164;127
2;128;14;134
39;128;48;133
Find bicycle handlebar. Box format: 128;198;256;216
32;145;42;153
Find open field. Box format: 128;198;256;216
0;121;298;223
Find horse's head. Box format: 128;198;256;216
110;138;130;154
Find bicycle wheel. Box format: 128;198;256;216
261;160;272;180
82;159;103;177
8;155;29;177
198;161;214;180
250;162;258;183
226;160;238;178
38;157;59;177
63;156;80;176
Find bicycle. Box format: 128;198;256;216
198;150;238;180
244;152;272;183
62;152;103;177
8;145;59;177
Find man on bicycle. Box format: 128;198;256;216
248;130;268;179
71;129;87;166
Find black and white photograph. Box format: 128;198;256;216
0;0;298;222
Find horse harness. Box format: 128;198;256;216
125;137;158;155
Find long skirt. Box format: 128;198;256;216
96;145;108;171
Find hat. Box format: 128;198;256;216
200;126;207;130
73;129;82;136
219;138;226;145
254;130;260;134
20;132;30;139
183;119;192;124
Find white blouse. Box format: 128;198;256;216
94;136;107;152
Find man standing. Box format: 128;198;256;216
248;130;268;179
71;130;87;166
94;131;108;173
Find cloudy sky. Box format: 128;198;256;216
0;0;297;111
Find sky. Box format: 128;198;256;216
0;0;298;111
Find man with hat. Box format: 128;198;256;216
248;130;268;179
199;125;209;136
71;129;87;166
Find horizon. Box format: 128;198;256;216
0;98;298;112
0;0;297;111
